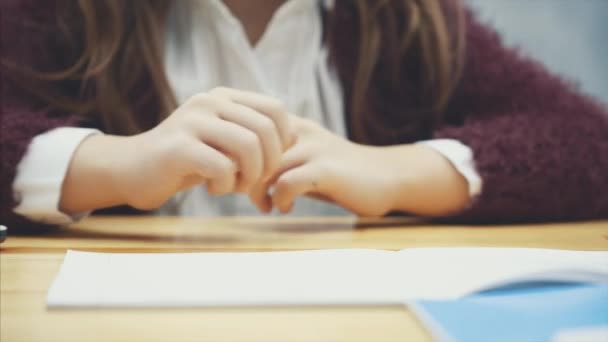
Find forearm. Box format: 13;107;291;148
385;144;470;217
59;134;131;214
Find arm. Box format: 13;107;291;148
382;142;472;217
248;117;473;217
2;1;295;229
13;128;101;224
434;11;608;223
58;134;132;214
1;0;87;229
252;10;608;223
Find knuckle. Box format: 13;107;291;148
179;114;207;134
215;158;236;176
189;93;221;112
240;131;261;148
257;116;276;134
209;87;230;97
269;98;286;113
189;93;212;105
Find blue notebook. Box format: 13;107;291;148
411;283;608;342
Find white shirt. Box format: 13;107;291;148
12;0;481;223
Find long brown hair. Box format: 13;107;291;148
339;0;465;144
4;0;465;141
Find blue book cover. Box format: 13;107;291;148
411;283;608;342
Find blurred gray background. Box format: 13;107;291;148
465;0;608;104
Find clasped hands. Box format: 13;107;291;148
111;87;468;217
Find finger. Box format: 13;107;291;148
178;175;206;192
195;117;263;192
181;142;237;195
248;142;311;213
270;141;312;185
214;99;282;179
209;87;293;149
272;164;323;214
249;181;273;213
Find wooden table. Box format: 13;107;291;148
2;216;607;342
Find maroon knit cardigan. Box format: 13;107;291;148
1;0;607;230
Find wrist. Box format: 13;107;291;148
60;134;135;213
382;144;470;217
101;134;141;206
354;144;414;216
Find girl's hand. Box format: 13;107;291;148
248;118;470;217
248;118;399;216
60;87;294;213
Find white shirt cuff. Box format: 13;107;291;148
12;127;102;225
417;139;483;197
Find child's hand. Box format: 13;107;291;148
60;87;294;213
123;87;294;209
248;118;400;216
248;116;470;217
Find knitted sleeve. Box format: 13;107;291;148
1;0;85;230
436;11;608;223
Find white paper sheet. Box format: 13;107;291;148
46;248;608;308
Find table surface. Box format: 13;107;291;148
2;216;607;342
